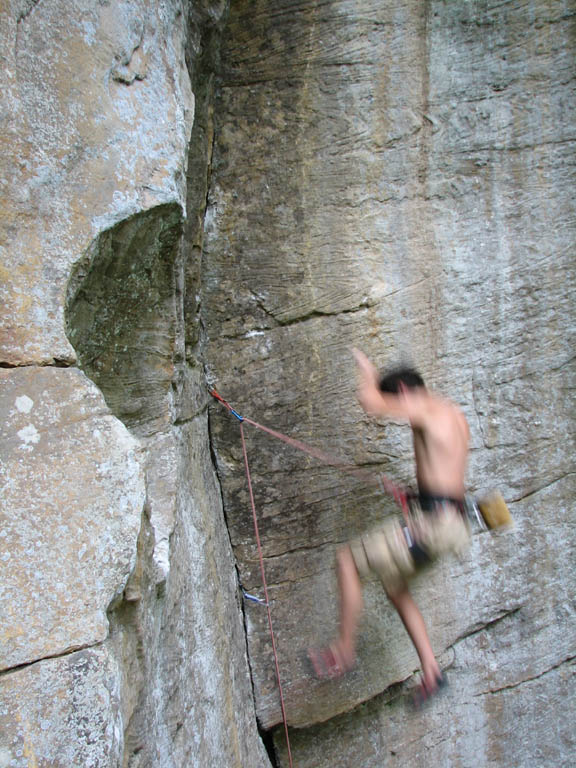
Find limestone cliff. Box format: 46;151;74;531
1;1;575;767
205;0;576;765
1;1;269;766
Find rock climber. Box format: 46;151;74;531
309;349;471;706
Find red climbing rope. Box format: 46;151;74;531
239;421;294;768
210;390;293;762
208;388;411;764
210;389;409;507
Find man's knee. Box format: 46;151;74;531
385;583;410;605
336;544;360;578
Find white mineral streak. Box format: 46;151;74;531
16;423;40;446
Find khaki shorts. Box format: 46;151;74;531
349;503;470;595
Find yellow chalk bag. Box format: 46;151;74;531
476;491;513;529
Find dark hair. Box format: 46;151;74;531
379;367;425;393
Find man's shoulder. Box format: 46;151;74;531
422;394;469;432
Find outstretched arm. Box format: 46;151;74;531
352;348;385;415
352;349;417;422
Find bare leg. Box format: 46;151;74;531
387;586;441;689
333;545;363;668
308;546;362;678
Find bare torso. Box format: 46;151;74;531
352;349;470;498
412;396;469;498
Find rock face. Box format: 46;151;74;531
1;1;270;767
0;0;194;366
0;366;144;670
1;0;575;766
203;0;576;764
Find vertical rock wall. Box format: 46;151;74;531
203;0;576;765
1;0;574;766
1;1;270;766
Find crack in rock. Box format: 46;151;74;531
17;0;42;25
473;654;575;697
510;472;576;503
451;605;524;646
0;639;105;679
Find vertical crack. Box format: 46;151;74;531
206;400;277;764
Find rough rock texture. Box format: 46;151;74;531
1;0;575;766
203;0;576;764
0;366;144;670
0;647;125;767
0;1;270;766
0;0;194;366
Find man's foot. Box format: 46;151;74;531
307;644;354;681
412;671;447;709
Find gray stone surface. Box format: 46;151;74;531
202;0;576;762
1;0;574;765
0;646;124;768
0;1;271;766
0;366;144;670
0;0;193;365
104;417;271;768
274;477;576;765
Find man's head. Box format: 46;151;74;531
379;367;425;394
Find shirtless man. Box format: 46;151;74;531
310;349;470;704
